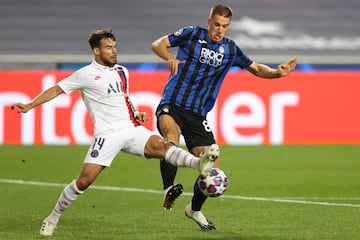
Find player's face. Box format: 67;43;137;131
207;14;231;43
95;38;117;67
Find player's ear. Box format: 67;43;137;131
93;47;100;56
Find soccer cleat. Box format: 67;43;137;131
199;144;219;175
40;217;57;236
163;183;183;210
184;203;216;231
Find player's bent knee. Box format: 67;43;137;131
154;137;169;151
145;135;169;158
76;178;92;191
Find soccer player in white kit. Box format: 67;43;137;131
11;28;219;236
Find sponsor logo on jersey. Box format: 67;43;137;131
199;47;224;67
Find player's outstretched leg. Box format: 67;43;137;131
199;144;219;175
40;179;83;236
184;203;216;230
163;183;183;210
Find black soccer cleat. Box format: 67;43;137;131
163;183;183;210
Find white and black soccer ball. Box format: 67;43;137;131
198;168;228;197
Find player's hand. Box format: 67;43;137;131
167;58;185;75
277;57;297;77
136;111;149;123
11;103;32;113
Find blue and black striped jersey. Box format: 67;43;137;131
159;26;253;116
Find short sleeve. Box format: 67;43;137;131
57;70;84;95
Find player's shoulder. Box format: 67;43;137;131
171;25;199;36
69;61;108;81
75;62;95;73
222;37;242;50
116;64;128;72
68;62;93;79
185;25;203;33
116;64;129;78
116;63;127;70
222;36;235;44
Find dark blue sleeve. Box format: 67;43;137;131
168;26;196;47
234;44;253;69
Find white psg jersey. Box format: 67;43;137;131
58;59;139;135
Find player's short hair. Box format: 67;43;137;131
209;4;233;20
88;28;116;49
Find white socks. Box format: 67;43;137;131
165;146;200;170
47;179;84;224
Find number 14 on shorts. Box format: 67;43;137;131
90;137;105;157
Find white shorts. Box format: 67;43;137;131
84;125;156;167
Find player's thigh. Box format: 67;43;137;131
156;104;182;142
158;114;181;143
122;126;156;157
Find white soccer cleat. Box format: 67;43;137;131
40;217;57;236
199;144;219;175
184;203;216;230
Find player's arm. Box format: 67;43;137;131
246;57;297;79
151;35;185;75
128;98;148;123
12;85;64;113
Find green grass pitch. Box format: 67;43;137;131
0;145;359;240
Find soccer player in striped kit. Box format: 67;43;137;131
12;28;218;236
151;4;297;230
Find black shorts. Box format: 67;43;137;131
156;104;216;151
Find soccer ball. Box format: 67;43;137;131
198;168;228;197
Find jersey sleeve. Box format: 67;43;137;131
233;44;253;69
57;70;84;95
168;26;196;47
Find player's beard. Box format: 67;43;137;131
100;55;117;67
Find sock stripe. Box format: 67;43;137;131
165;146;199;169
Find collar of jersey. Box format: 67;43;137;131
91;59;118;70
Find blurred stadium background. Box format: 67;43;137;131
0;0;359;68
1;0;360;144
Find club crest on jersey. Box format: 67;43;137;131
199;47;224;67
219;45;225;54
174;28;184;36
